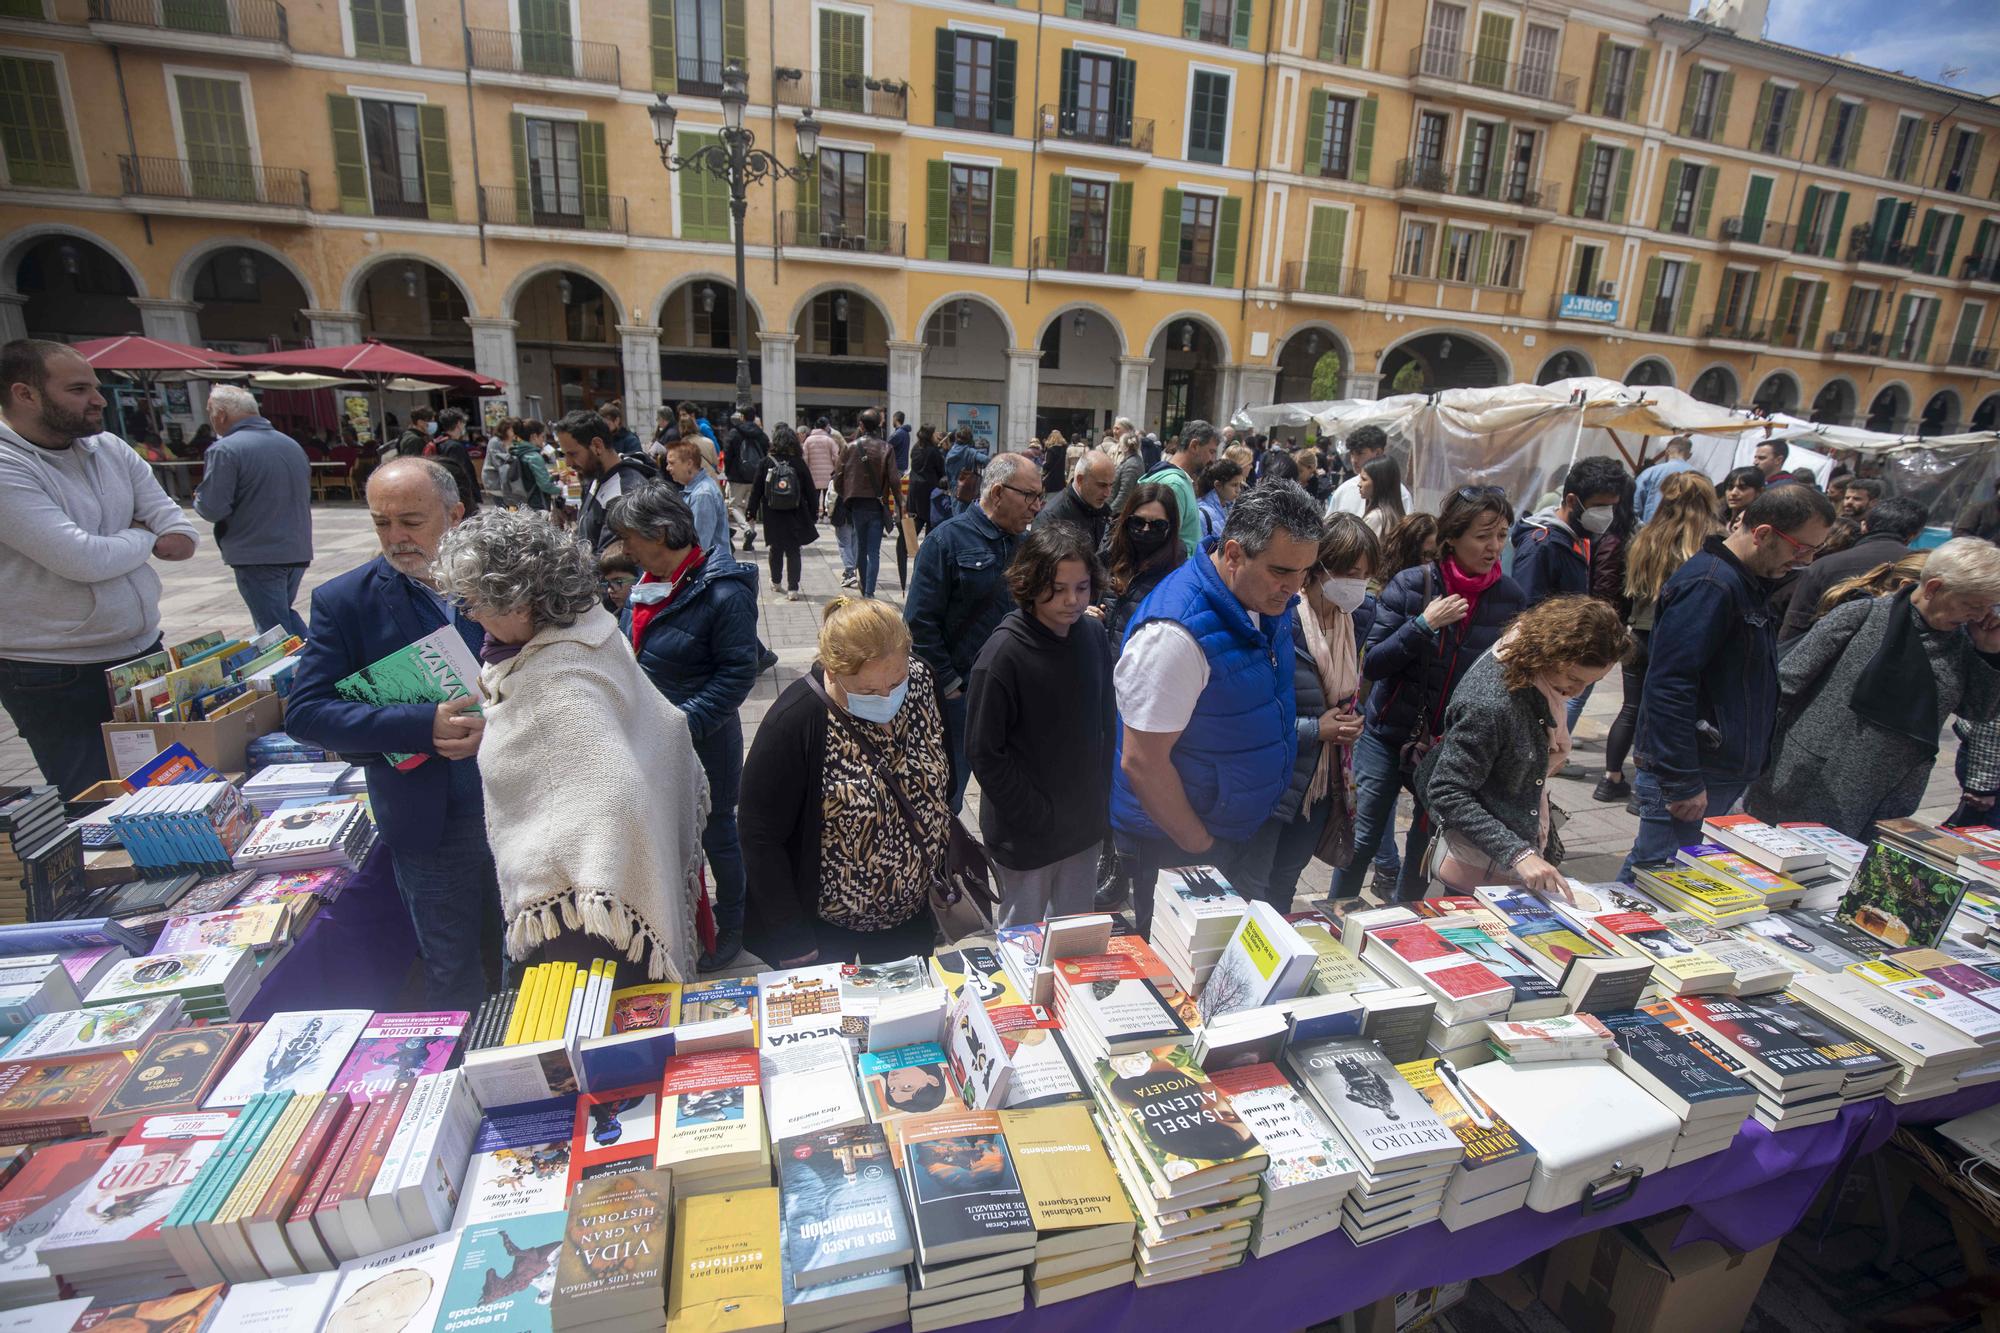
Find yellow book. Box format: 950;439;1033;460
667;1187;782;1333
538;962;576;1042
608;980;681;1033
505;965;543;1046
999;1104;1135;1239
209;1093;312;1240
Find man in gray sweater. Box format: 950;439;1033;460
194;384;313;636
0;339;199;796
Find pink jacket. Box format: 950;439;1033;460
801;430;839;488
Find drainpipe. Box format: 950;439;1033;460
109;49;150;246
1023;3;1044;306
459;0;487;267
1238;0;1279;323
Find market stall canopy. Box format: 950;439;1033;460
245;371;364;391
220;340;504;394
71;335;234;377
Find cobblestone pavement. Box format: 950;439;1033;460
1;501;1969;905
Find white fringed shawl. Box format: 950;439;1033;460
477;605;711;981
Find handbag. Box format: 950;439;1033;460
1397;565;1446;781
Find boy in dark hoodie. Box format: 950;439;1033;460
1509;454;1627;608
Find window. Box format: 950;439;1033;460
174;75;255;201
1649;259;1686;334
192;257;258;303
675;0;725;94
1759;85;1793;155
0;54;78;189
1187;71;1229;165
1840;285;1880;340
1718;267;1757;332
1887;114;1924;182
1441;226;1479;283
1504;128;1537;204
1194;0;1233;45
525;118;582;223
1569;242;1603;296
1320;0;1365;65
1891;294;1934;359
948;164;993;263
1066;177;1110;271
361;99;426;218
1519;24;1559;100
1178;192;1219;282
1667;164;1701;234
811;291;858;356
1070;53;1123;145
1688;69;1721;140
1800;187;1840;254
1602;45;1635;119
1078;0;1118;22
1582;143;1617;220
953;33;997;131
1397;218;1437;277
1414;110;1448;170
1940;128;1978;193
1317;95;1356;178
350;0;410;62
817;147;867;240
818;8;865;112
519;0;574;77
1780;278;1819;347
1823;100;1860;167
1460;120;1496;196
690;287;731;348
1422;3;1464;76
1489;232;1525;288
926;303;961;349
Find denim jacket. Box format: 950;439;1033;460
1633;536;1779;800
903;505;1020;696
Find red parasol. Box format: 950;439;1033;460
72;335;232;373
219;339;505;394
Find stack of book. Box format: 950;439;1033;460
858;1041;962;1123
1875;818;1985;878
205;1010;373;1109
0;955;80;1037
0;1050;135;1142
1789;971;1996;1101
1354;987;1439;1063
1397;1056;1537;1229
780;1245;906;1333
1050;954;1192;1064
1149;868;1247;995
1194;901;1317;1025
553;1167;672;1333
1631;861;1771;925
996;915;1114;1008
239;763;356;809
1680;843;1808;910
841;957;948;1053
664;1186;783;1333
1485;1014;1614;1064
0;1137;114;1306
93;1022;259;1136
656;1047;771;1194
1285;911;1383;995
999;1104;1136;1303
1357;922;1514;1028
1284;1037;1461;1244
1418;903;1569;1019
1671;995;1856;1129
1703;815;1827;877
0;996;184;1061
1598;1007;1757;1166
83;946;259;1022
890;1110;1035;1327
0;786;63;926
1739;909;1888;975
232;796;376;874
774;1121;912;1307
1848;949;2000;1048
1555;888;1738;996
1779;822;1868;880
1648;910;1795;995
105;782;257;876
1209;1062;1359;1256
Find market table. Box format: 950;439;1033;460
241;844;417;1022
965;1081;2000;1332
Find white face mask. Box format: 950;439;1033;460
1578;505;1615;536
1321;576;1368;612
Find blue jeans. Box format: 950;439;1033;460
1332;729;1431;900
847;499;885;597
387;761;503;1011
1565;680;1595;731
1236;799;1331;912
232;563;309;638
693;716;747;937
835;511;857;575
940;689;970;813
1117;831;1252;939
0;642;156;797
1618;768;1752;882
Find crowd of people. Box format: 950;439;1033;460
9;330;2000;1008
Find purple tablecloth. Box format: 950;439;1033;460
241;844;417;1022
967;1081;2000;1333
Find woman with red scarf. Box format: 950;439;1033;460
1330;486;1524;904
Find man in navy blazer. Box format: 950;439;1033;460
285;457;501;1010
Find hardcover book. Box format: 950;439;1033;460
775;1122;913;1287
326;1010;467;1098
1838;842;1972;950
0;1051;136;1141
551;1168;670;1329
205;1009;372;1108
97;1025;253;1136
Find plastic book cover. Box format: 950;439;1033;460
333;626;484;770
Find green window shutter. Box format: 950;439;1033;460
1890;295;1915;351
1712;267;1732;326
1114;58;1135;142
1158;188;1183;281
1779;90;1800;155
821;10;865;111
1676;261;1702;335
1636;256;1664;330
1472;14;1511;88
1352;95;1376;183
1346;0;1368;64
1611;148;1633;223
518;0;572;74
1794;185;1819;253
991;166;1016;266
1318;0;1342;60
1844;105;1867;169
1772;279;1799;341
795;151;819;239
1713;72;1733;140
993;38;1017;136
1816;103;1838;164
1822;191;1848;259
1742;175;1770;240
1182;0;1200;40
1954;302;1982;351
1589;36;1612;116
417;103;453;221
1917;299;1941;361
351;0;409;62
1107;179;1133;272
925;159;949;259
1868;196;1896;261
1214;195;1241;287
1119;0;1137;27
1942;213;1965;275
328;93;368;214
649;0;675;93
176;76;254;200
1232;0;1253;49
1474;231;1493;286
1695;166;1717;236
1626;48;1648;123
933;30;956;128
508;114;530;223
0;56;77;190
1571;139;1593;216
1916;210;1941;272
1749;82;1773;149
1058;48;1077;124
1066;0;1082;15
1486;127;1508;199
723;0;746;69
1657;159;1682;231
864;153;888;251
1046;173;1070;268
1802;280;1826;348
1307;206;1346;285
679;131;727;239
1965;135;1984;193
579;120;609;230
1303;88;1327;174
1677;66;1698;137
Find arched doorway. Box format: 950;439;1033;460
1146;317;1224;438
1866;384;1910;434
1921;389;1961;437
797;288;890;431
1810;379;1856;426
189;248;310;352
1626;357;1674;388
1975;394;2000;432
659;278;764;424
1690;365;1737;407
1036;307;1123;442
1383;332;1506;392
355;259;478;431
1275;327;1346;405
14;234;141;342
1752;372;1799;416
1535;350;1592;385
511;269;621;419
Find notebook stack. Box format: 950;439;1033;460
83;946;259;1021
1208;1062;1360;1256
1149;867;1247;996
1597;1007;1757;1166
890;1110;1035;1329
1396;1057;1537;1230
1788;971;1995;1101
1050;954;1192;1064
1284;1037;1461;1244
998;1104;1136;1305
1670;995;1854;1129
232;796;377;873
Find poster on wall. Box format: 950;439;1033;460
483;400;510;433
164;383;191;415
947;403;1000;450
342;394;376;444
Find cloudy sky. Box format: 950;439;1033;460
1754;0;2000;95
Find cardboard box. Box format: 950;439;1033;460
101;692;284;778
1538;1210;1779;1333
1351;1283;1470;1333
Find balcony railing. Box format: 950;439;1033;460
1392;158;1555;210
1703;319;1770;343
118;154;308;209
1029;235;1145;278
1946;341;1996;369
1036;104;1155;154
1962;255;2000;284
1408;43;1578;107
466;26;620;85
1825;330;1885;355
88;0;287;41
779;211;905;256
1717;217;1800;251
1282;260;1367;300
480;186;627;234
774;71;907;120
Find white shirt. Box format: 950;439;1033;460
1113;621;1211;734
1327;474;1414;518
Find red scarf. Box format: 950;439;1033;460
628;545;705;650
1440;554;1501;619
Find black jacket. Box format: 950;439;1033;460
1274;605;1335;825
1103;560;1175;639
610;427;643;457
624;549;758;741
1363;561;1527;747
903;506;1021;696
1778;530;1914;641
433;437;480;514
1033;485;1110;551
578;454;662;554
965;611;1114;870
724;422;768;483
746;451;821;550
908;441;945;529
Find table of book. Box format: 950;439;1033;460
237;845;415;1024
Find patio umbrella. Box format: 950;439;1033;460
221;340;504;444
72;335;240;437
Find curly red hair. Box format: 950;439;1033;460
1496;595;1632;691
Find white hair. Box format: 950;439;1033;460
1114;416;1134;433
1071;447;1116;484
1924;538;2000;602
981;452;1035;497
370;456;460;512
205;384;259;420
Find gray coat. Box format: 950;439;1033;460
192;415;312;567
1746;595;2000;839
1417;650;1560;869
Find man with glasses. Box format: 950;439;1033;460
1142;420;1219;559
1619;484;1835;880
906;453;1042;810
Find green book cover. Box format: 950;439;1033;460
437;1208;567;1330
333;626;485;769
164;1091;273;1234
186;1091;288;1227
105;648;174;712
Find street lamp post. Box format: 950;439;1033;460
650;63;820;416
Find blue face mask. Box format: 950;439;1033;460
844;678;908;724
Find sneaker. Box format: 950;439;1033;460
786;589;801;602
742;534;756;551
758;648;779;672
1592;775;1631;803
841;571;858;588
698;930;743;972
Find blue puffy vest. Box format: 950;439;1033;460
1110;544;1299;843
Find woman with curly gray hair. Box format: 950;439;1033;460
433;508;711;981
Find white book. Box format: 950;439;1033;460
762;1036;866;1139
206;1009;373;1107
945;987;1012;1110
319;1227;460;1331
365;1074;438;1251
1197;901;1316;1024
869;988;950;1053
758;963;847;1050
210;1269;342;1331
393;1070;479;1241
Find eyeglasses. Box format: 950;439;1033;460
601;575;637;590
1765;527;1822;558
1000;484;1044;506
1453;485;1506;502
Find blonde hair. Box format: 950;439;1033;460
1816;553;1928;622
818;596;911;675
1625;470;1720;608
1224;443;1255;475
1922;537;2000;602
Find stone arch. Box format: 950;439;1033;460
1381;326;1514;390
653;271;770;334
1273;321;1352;370
1866;381;1913;433
1921;387;1963;437
1624;355;1676;387
0;223;150;299
1138;309;1232;366
341;252;481;319
501;260;624;324
913;291;1009;348
1810;376;1858;425
1752;369;1803;414
1535;347;1596;383
1974;393;2000;432
1689;363;1739;406
171;237;318;310
1032;300;1128;357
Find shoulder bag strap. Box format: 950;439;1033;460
803;672;928;836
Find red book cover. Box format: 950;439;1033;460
0;1137;113;1275
1372;922;1460;962
1370;923;1509;1002
313;1078;412;1224
1050;954;1150;988
658;1048;760;1098
566;1085;660;1193
248;1090;351;1229
1102;934;1172;987
289;1095;367;1227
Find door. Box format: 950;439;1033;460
1520;24;1559;98
1414;111;1449;188
175;76;254;202
818;8;864;112
519;0;574;76
818;148;866;244
1423;2;1465;74
1740;175;1772;244
1067;178;1110;271
1073;53;1118;144
949;165;993;263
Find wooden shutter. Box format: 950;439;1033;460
1346;0;1368;63
925;160;949;260
1303;88;1328;174
1058;48;1078;131
1917;298;1940;361
723;0;746;69
1942;213;1965;275
1182;0;1200;39
991;166;1016;266
1611;148;1633;222
0;58;76;190
1678;65;1699;137
1232;0;1253;49
1843;105;1867;169
1472;13;1511;88
1318;0;1343;60
1954;302;1983;354
1571;139;1594;216
1636;256;1664;330
1749;82;1773;149
933;30;956;128
1713;72;1733;140
1822;191;1848;259
1589;35;1612;116
1114;58;1135;142
418;104;454;221
1474;231;1493;286
1676;262;1702;335
1657;159;1683;231
649;0;675;93
1158;187;1184;281
1308;206;1347;286
1046;173;1071;269
679;131;727;239
795;151;819;240
579;121;609;230
1695;166;1717;236
508;113;531;223
1119;0;1138;27
1794;185;1820;253
993;38;1018;136
1108;180;1133;273
1779;89;1800;155
1066;0;1082;15
1486;126;1509;200
327;93;369;214
1867;197;1897;262
1965;134;1984;194
1352;95;1376;182
1214;195;1242;287
1772;279;1799;343
1741;175;1771;241
865;154;888;251
1917;211;1942;273
352;0;408;62
1626;48;1648;123
1816;103;1839;165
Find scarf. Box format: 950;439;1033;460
1440;555;1502;618
1850;586;1943;755
626;545;705;652
1298;600;1360;813
480;634;524;666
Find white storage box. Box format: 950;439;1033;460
1458;1060;1680;1213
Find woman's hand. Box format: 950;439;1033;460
778;950;820;967
1514;854;1571;902
1084;604;1106;620
1421;593;1470;630
1318;707;1364;745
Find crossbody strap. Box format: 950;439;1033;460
803;672;929;840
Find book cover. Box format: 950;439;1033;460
762;1037;863;1142
1838;842;1971;950
1428;919;1565;1008
1683;845;1806;901
657;1048;764;1174
320;1228;460;1331
986;1003;1088;1108
679;979;758;1030
1672;995;1844;1083
42;1110;236;1257
455;1096;577;1227
97;1025;250;1133
758;964;846;1050
775;1122;912;1287
1283;1038;1460;1171
1598;1007;1756;1113
1090;1046;1267;1190
152;903;292;955
83;949;246;1007
333;627;484;771
836;956;937;1039
668;1187;783;1332
930;946;1024;1008
1396;1057;1533;1179
608;982;680;1033
436;1208;567;1330
1286;914;1381;995
1205;1062;1362;1191
1197;903;1314;1024
208;1271;342;1330
945;987;1012;1110
888;1110;1034;1262
326;1010;468;1098
998;1103;1134;1234
0;999;176;1062
71;1284;226;1328
568;1086;660;1193
0;1052;135;1140
551;1168;670;1326
0;1138;114;1293
857;1042;961;1122
206;1010;372;1108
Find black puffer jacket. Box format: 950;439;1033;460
1362;561;1527;748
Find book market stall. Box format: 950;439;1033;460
7;624;2000;1329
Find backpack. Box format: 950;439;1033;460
499;448;531;505
732;429;768;482
766;457;803;511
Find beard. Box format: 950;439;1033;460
43;400;103;437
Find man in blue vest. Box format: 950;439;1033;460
1107;481;1325;934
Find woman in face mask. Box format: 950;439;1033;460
1416;596;1631;898
739;597;952;967
1233;514;1382;910
1100;484;1188;638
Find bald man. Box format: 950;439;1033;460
192;382;312;636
